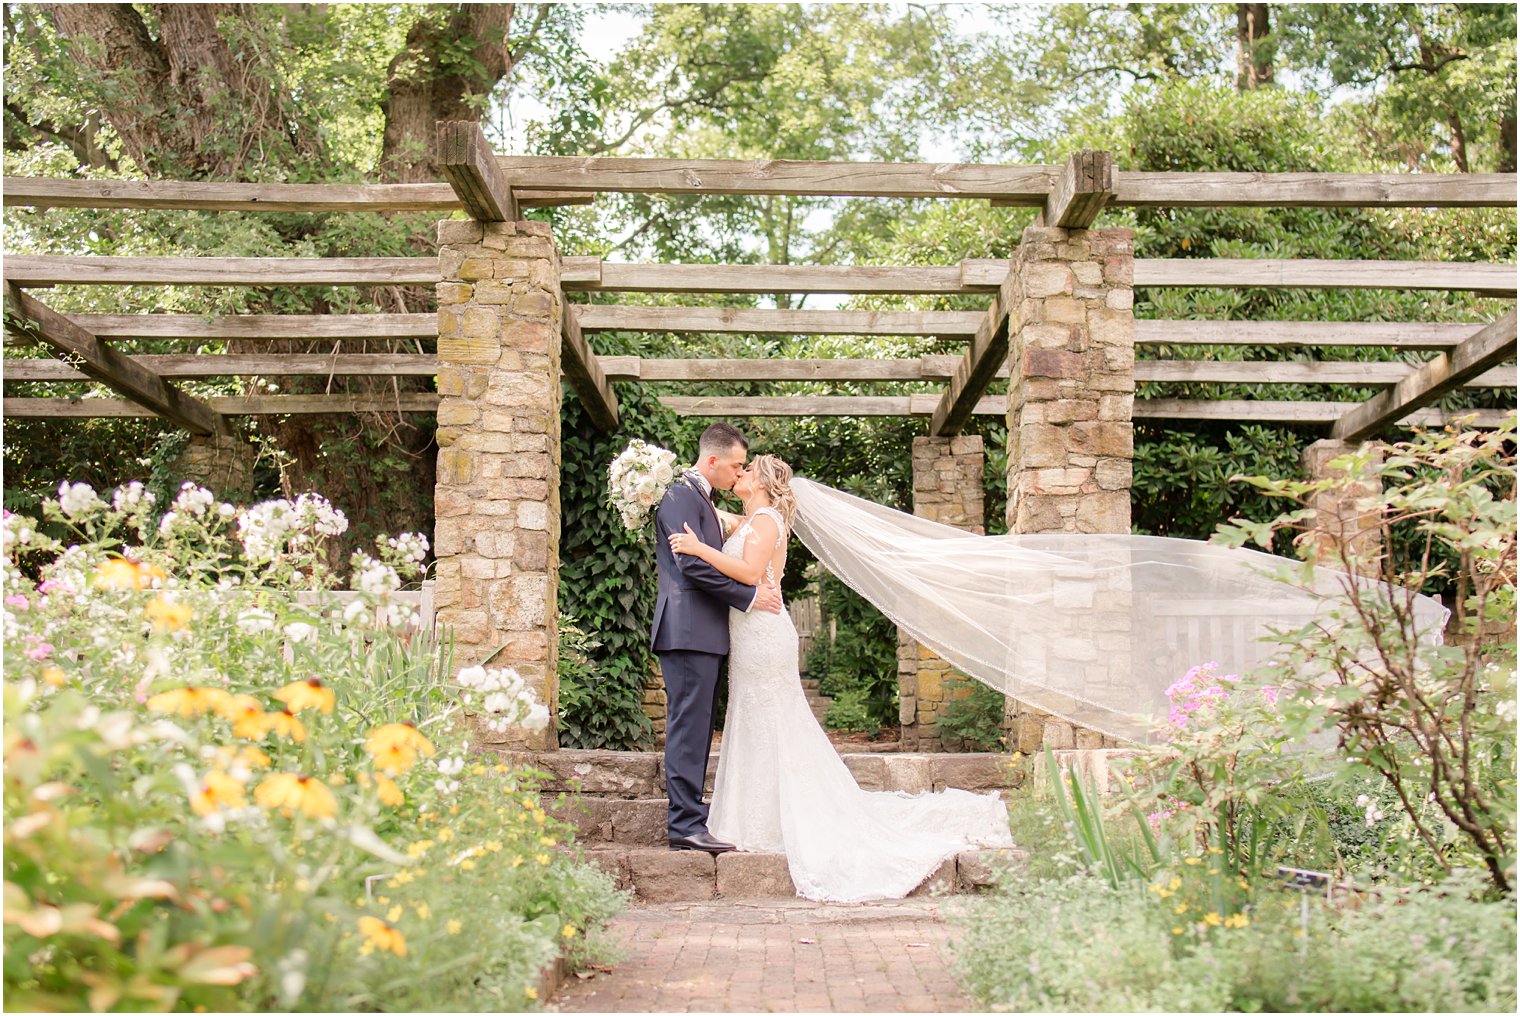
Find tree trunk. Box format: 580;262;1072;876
1448;109;1470;172
1234;3;1273;91
379;4;515;182
1499;113;1517;173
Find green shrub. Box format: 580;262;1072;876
822;686;875;731
556;617;654;750
806;572;898;730
936;672;1007;751
956;873;1517;1012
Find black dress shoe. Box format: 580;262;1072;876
668;831;737;854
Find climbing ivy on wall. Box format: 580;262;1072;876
557;377;704;750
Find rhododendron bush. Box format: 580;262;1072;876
3;482;620;1012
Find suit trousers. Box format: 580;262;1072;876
657;649;723;839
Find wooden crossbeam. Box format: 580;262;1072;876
3;285;224;435
6;389;1510;430
1133;320;1478;350
1042;150;1115;228
3;353;439;380
34;312;437;341
1135;259;1517;296
930;263;1016;436
1331;311;1519;441
560;302;619;431
437;122;517;221
495;156;1058;201
1112;171;1518;209
8;353;1510;387
574;305;984;336
5;255;1511;296
1;176;589;211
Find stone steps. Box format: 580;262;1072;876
502;748;1027;800
580;845;1028;903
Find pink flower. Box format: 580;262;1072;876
1259;685;1280;707
25;643;53;661
4;595;29;611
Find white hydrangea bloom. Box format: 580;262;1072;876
57;481;103;518
171;482;216;517
112;481;155;514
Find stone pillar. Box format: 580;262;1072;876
433;218;562;751
1301;439;1384;577
1002;225;1134;752
169;430;254;503
898;435;985;751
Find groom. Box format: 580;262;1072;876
651;422;782;853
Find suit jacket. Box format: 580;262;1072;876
650;476;757;654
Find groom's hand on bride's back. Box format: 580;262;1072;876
753;582;783;614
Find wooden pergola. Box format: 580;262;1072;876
4;136;1515;441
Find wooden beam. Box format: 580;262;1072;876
1331;311;1520;441
1112;171;1518;209
930;263;1016;436
436;121;517;221
4;353;439;380
495;156;1058;201
3;394;441;417
559;302;619;431
24;312;438;341
1134;319;1479;350
1136;259;1517;297
3;256;438;287
1142;399;1514;428
574;305;984;336
3;286;224;435
1;176;589;211
1042;150;1115;228
1133;360;1514;387
567;262;996;295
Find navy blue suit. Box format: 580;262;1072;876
651;475;757;839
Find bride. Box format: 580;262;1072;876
668;454;1014;903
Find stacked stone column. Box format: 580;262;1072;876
1300;439;1384;577
433;218;563;751
170;431;254;503
897;435;985;750
1003;225;1134;752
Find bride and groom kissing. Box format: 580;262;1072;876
650;422;1013;904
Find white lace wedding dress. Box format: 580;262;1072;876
708;506;1015;903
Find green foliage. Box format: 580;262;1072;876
557;377;702;751
806;571;898;730
955;872;1518;1013
1043;747;1163;889
556;616;652;751
936;673;1008;752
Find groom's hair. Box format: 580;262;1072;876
698;422;748;460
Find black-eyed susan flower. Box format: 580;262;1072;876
218;695;271;740
94;557;165;591
147;686;233;718
274;677;335;714
357;915;407;957
262;708;307;743
191;770;248;816
364;723;435;761
254;773;336;819
145;596;193;632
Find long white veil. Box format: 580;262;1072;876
789;478;1451;745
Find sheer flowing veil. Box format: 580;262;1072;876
789;478;1451;745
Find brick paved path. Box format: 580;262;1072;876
552;898;973;1013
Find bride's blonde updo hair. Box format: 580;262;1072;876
750;454;797;532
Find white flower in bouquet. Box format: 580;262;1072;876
607;439;680;530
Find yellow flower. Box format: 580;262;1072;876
387;905;403;923
1203;911;1222;927
446;919;462;935
437;828;454;843
414;902;430;920
535;853;550;866
375;774;404;808
145;596;193;632
147;686;232;718
263;709;308;743
472;764;487;776
1173;902;1188;915
1171;926;1184;935
213;744;271;769
254;773;337;820
1168;877;1181;891
274;678;335;714
191;770;248;815
524;988;538;1001
389;870;415;887
364;720;437;769
357;916;407;957
405;840;432;859
369;741;419;775
1224;913;1249;929
1183;857;1202;866
41;666;66;687
94;557;164;590
562;924;577;939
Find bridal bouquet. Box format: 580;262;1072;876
607;439;679;530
